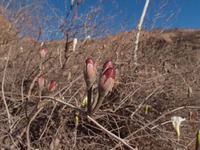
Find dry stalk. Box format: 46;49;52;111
11;126;26;149
10;97;67;148
131;106;185;136
25;72;41;117
57;46;63;68
2;46;12;128
26;58;43;117
26;105;44;150
131;86;161;118
0;144;14;150
37;96;135;149
113;106;189;149
87;115;136;150
114;86;141;112
54;74;82;97
39;102;58;139
42;96;85;114
73;126;77;149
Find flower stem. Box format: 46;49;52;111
87;86;93;114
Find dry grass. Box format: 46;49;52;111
1;28;200;150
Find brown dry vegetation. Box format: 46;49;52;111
1;13;200;150
0;13;18;45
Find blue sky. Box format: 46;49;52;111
50;0;200;29
171;0;200;28
39;0;199;40
3;0;200;39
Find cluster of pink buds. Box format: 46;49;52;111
37;43;57;95
37;75;57;94
84;58;115;115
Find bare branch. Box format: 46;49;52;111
133;0;150;66
2;46;12;128
87;115;136;150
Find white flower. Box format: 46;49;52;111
171;116;186;141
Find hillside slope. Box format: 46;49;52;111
1;28;200;149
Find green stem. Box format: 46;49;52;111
91;93;105;115
91;92;98;110
87;86;92;115
196;129;200;150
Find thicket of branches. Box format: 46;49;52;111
1;0;199;150
0;0;132;149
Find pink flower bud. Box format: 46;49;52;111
91;67;115;114
38;75;45;91
48;80;57;92
40;48;46;58
102;60;113;73
98;67;115;97
84;58;97;89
